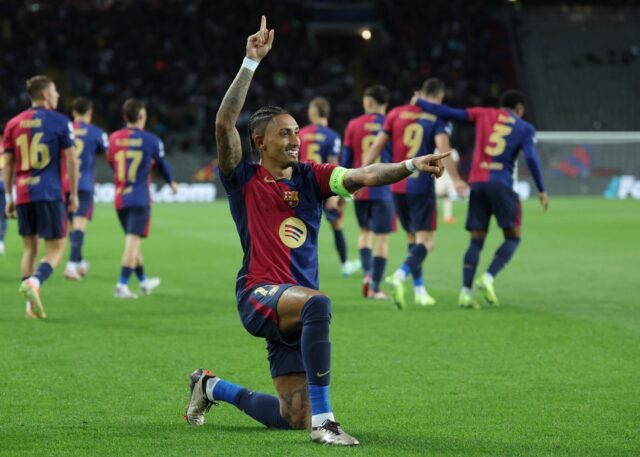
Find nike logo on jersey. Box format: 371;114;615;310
316;370;330;377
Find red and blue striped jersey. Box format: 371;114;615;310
219;160;337;292
299;124;341;164
383;104;451;195
2;107;74;205
0;144;4;192
466;108;538;188
108;128;173;209
414;100;545;192
73;122;108;192
341;113;392;201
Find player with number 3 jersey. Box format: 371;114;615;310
415;89;548;308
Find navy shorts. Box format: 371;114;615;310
68;191;94;220
237;284;305;378
354;200;394;234
466;182;521;231
17;200;67;239
393;193;437;233
117;206;150;237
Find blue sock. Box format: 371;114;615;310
33;262;53;286
301;295;332;415
371;256;387;292
308;384;331;416
404;244;427;278
135;266;147;282
211;379;289;429
0;214;6;242
359;248;372;275
406;243;422;281
487;237;521;278
334;229;347;263
118;266;133;285
463;238;485;288
69;230;84;262
413;277;425;287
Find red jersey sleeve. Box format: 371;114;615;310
382;109;397;135
466;107;489;122
310;162;338;200
2;122;15;153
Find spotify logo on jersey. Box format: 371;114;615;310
278;217;307;249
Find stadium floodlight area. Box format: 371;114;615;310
516;131;640;199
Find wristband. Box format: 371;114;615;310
404;159;416;173
242;57;259;72
329;167;351;197
5;193;13;203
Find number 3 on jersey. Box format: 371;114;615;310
114;150;143;182
485;116;514;156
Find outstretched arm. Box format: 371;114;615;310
415;99;470;123
215;16;274;176
342;151;450;194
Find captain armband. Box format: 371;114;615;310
329;167;351;198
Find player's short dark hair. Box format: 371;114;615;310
248;106;289;141
421;78;445;97
310;97;330;118
499;90;526;109
26;75;53;101
363;85;390;106
122;98;146;123
72;97;93;115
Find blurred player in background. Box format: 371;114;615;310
341;85;394;299
299;97;360;276
0;141;7;255
435;148;464;223
63;97;109;280
365;78;464;309
415;90;548;308
108;98;177;298
2;75;79;318
184;16;449;446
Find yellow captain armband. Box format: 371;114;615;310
329;166;351;197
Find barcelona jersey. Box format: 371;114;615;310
2;107;74;205
341;113;392;201
298;124;341;164
383;105;451;195
73;122;108;192
219;160;337;293
108;128;173;209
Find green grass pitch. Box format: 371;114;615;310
0;197;638;456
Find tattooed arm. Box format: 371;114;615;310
215;16;274;176
343;151;451;194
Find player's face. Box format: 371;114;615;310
44;83;60;109
362;96;373;113
262;114;300;167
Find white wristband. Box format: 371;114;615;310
4;193;13;203
242;57;259;72
404;159;417;173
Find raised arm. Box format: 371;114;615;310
215;16;274;176
342;151;450;194
415;99;470;123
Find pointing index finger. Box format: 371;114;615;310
431;150;451;160
260;15;267;31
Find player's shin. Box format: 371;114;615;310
487;237;520;278
371;256;387;292
463;238;485;288
300;295;334;427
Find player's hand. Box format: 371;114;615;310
5;200;16;218
455;180;470;198
246;16;275;62
67;193;79;213
538;192;549;212
413;150;451;178
324;195;340;211
170;181;179;195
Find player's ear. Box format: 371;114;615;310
253;133;265;151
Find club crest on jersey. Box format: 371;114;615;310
283;190;300;208
278;217;307;249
